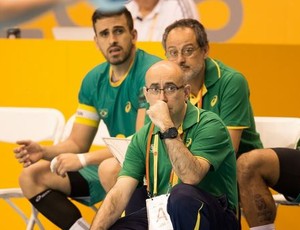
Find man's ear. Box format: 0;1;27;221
143;87;149;102
184;84;191;101
203;45;210;59
131;29;138;44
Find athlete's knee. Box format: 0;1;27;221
19;165;36;189
98;158;121;192
98;158;120;178
237;149;262;183
19;161;50;197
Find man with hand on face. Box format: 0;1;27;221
91;60;239;230
98;19;263;224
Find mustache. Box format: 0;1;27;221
108;45;122;52
179;63;189;69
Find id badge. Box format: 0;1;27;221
146;194;173;230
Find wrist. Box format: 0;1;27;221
40;146;49;160
160;122;175;133
159;127;178;139
77;153;87;168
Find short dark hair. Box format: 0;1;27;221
162;19;209;52
92;7;134;34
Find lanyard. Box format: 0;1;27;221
145;123;174;197
153;134;159;195
145;123;155;197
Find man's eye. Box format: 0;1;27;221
100;31;109;37
165;86;176;92
149;88;158;92
183;48;194;55
114;28;124;35
169;50;178;57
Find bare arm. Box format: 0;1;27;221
91;177;138;230
147;100;210;185
42;122;97;160
14;122;97;165
164;137;210;185
227;128;243;154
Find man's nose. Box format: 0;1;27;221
177;53;187;63
159;89;167;101
109;34;118;44
169;54;186;65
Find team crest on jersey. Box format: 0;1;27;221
210;95;218;107
99;109;108;118
185;138;192;148
125;101;132;113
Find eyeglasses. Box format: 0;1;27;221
145;84;185;95
166;46;200;60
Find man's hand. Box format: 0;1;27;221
146;100;174;131
14;140;43;167
50;153;85;177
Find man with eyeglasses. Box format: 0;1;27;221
91;60;239;230
145;84;185;95
98;19;263;223
162;18;262;158
161;18;266;229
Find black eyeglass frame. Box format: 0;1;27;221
145;84;185;95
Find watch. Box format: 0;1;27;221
159;127;178;139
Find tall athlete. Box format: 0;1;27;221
14;7;160;230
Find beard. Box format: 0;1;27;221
183;68;199;83
178;62;203;83
106;44;133;65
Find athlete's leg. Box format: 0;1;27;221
19;160;89;229
271;148;300;199
237;149;279;228
98;157;120;192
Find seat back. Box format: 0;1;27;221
254;116;300;149
0;107;65;230
0;107;65;144
254;116;300;207
62;114;110;146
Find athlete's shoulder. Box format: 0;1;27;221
83;62;110;84
135;49;162;63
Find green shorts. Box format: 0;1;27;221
77;165;106;206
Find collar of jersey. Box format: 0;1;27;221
109;54;135;87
